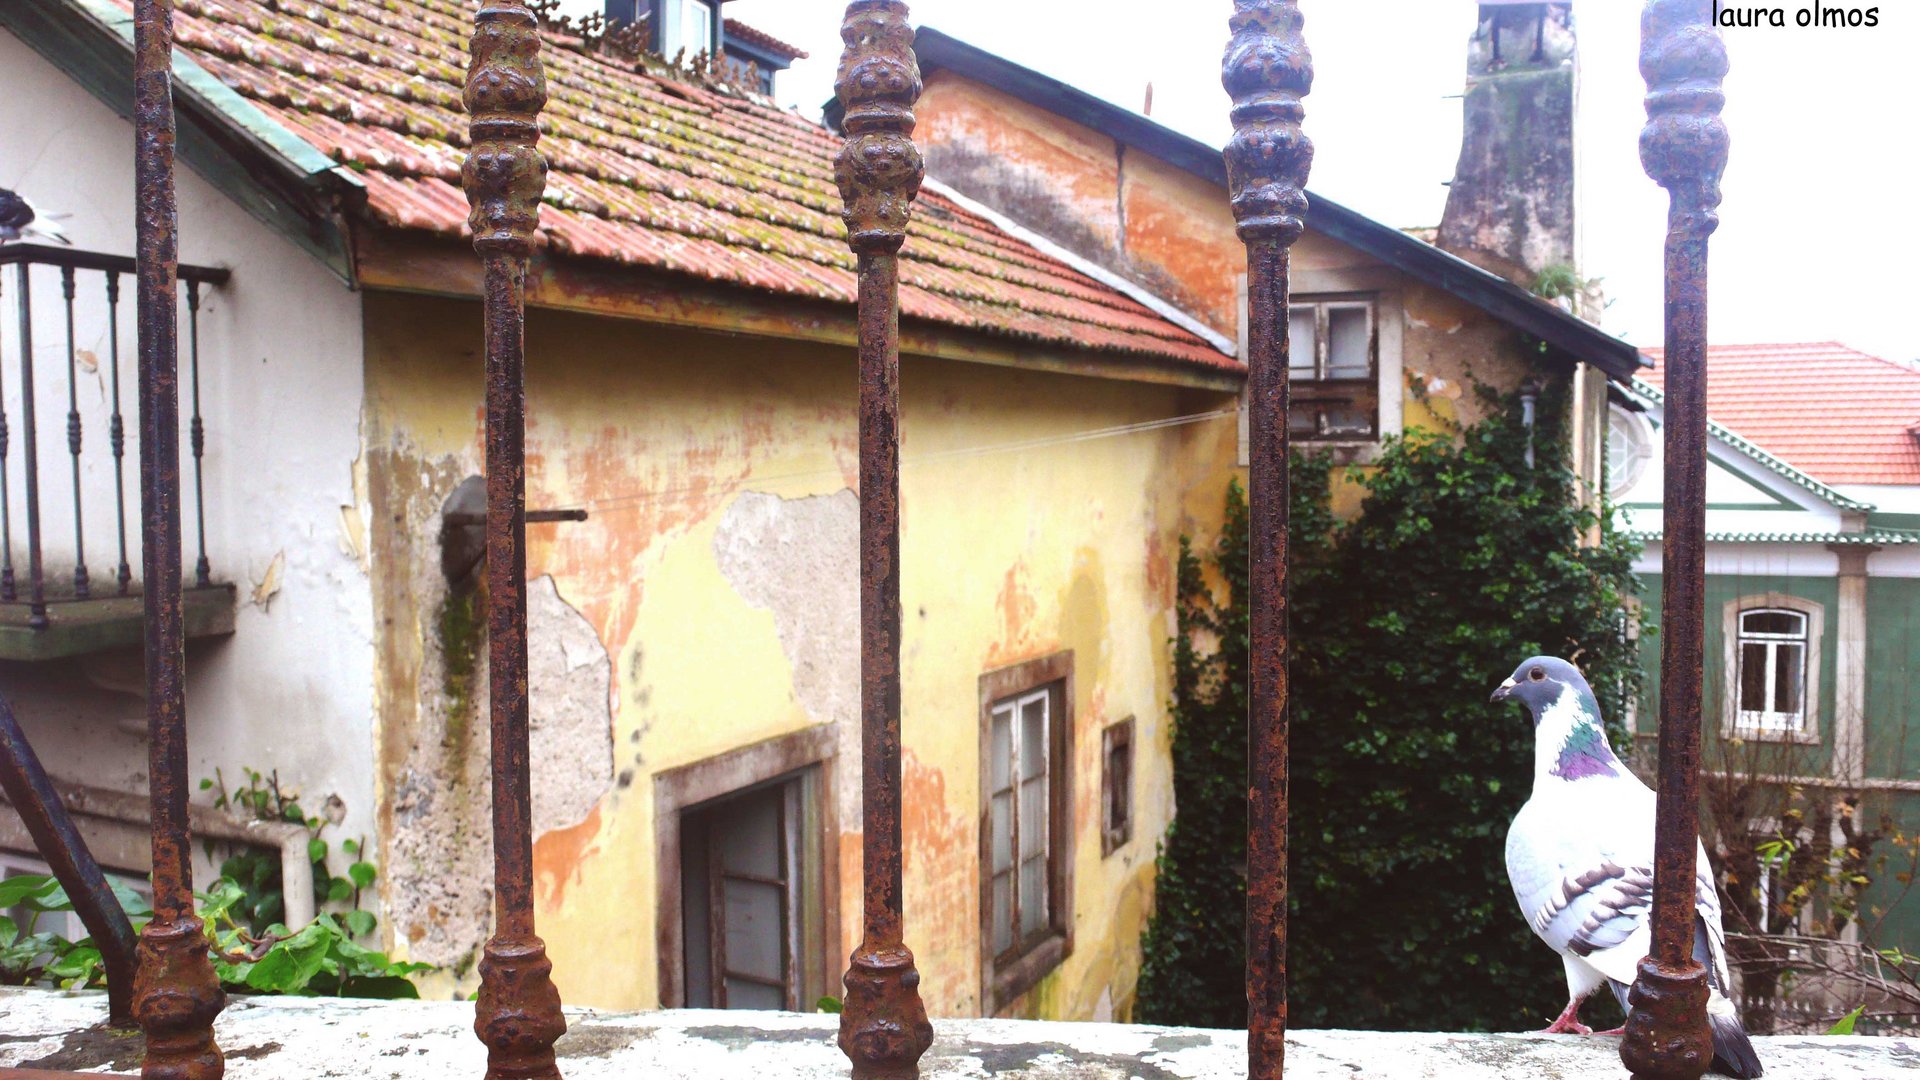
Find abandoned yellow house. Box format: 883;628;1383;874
0;0;1640;1023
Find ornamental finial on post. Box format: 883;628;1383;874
1638;0;1728;236
1222;0;1313;244
835;0;923;255
464;1;549;257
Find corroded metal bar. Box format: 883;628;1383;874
0;692;140;1025
1622;3;1727;1079
16;265;47;629
833;3;931;1078
131;0;227;1076
462;5;566;1078
1224;2;1312;1077
1;275;13;602
61;266;90;599
186;281;209;588
108;272;132;594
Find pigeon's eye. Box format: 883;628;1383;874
1528;666;1546;682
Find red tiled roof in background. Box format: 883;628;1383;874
1640;342;1920;486
723;18;806;61
141;0;1227;371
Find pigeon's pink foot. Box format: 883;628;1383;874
1590;1026;1624;1036
1534;1000;1592;1035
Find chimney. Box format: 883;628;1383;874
1436;2;1577;289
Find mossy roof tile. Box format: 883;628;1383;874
146;0;1231;371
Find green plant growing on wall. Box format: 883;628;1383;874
1138;379;1643;1031
0;767;430;998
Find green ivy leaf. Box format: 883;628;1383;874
347;862;377;890
344;910;376;939
1827;1005;1866;1035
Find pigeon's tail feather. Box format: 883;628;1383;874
1606;979;1762;1079
1710;1008;1763;1079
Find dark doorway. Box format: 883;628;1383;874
680;774;810;1009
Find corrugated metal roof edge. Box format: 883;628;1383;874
1624;377;1877;513
922;178;1238;360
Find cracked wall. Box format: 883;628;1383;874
361;291;1237;1018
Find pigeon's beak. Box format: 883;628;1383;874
1489;677;1516;704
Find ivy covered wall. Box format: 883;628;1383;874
1137;380;1643;1031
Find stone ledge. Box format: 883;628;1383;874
2;988;1916;1077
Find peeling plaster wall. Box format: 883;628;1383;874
0;31;375;877
917;68;1567;509
361;293;1242;1019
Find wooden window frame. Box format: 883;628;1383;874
1101;717;1134;857
977;651;1074;1013
1288;295;1380;442
653;725;838;1009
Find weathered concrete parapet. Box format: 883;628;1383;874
4;988;1917;1078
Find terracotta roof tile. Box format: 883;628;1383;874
146;0;1229;371
1639;342;1920;486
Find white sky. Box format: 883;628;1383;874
561;1;1919;363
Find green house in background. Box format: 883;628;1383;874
1615;342;1920;1029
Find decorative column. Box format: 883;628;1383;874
1623;3;1727;1078
832;3;933;1078
1223;2;1312;1078
130;0;227;1076
462;5;567;1078
1826;542;1875;785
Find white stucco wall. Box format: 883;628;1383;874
0;30;375;875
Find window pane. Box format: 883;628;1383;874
990;790;1013;872
1019;856;1047;938
724;978;784;1011
1019;695;1047;782
1019;778;1047;860
1742;610;1805;637
1775;642;1805;717
990;707;1012;792
1739;642;1769;712
990;871;1012;954
1288;308;1317;378
1326;307;1370;379
722;878;785;983
715;793;782;880
1321;404;1372;438
1288;409;1319;437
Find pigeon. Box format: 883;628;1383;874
1492;655;1762;1079
0;187;70;245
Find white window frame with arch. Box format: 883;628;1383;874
1721;592;1824;743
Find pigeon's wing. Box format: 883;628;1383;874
1507;780;1659;962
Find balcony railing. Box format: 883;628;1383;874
0;244;231;660
0;2;1732;1079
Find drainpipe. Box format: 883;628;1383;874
1520;379;1542;469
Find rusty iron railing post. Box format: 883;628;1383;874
463;4;566;1078
0;693;141;1025
1224;2;1312;1076
833;3;932;1078
130;0;228;1076
1622;3;1727;1079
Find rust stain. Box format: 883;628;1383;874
1143;530;1172;607
532;802;603;911
985;562;1040;667
899;749;968;1011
